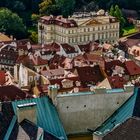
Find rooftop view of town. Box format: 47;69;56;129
0;0;140;140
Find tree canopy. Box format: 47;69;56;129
109;5;126;36
39;0;75;17
0;8;27;39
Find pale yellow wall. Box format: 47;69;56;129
38;17;119;45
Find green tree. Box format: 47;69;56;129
57;0;75;17
109;5;115;16
114;5;126;27
13;1;25;12
109;5;126;36
31;14;40;25
39;0;54;14
0;8;27;39
30;31;38;43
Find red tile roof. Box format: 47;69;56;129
17;45;28;50
105;60;126;76
31;44;42;50
124;61;140;76
76;65;105;87
0;71;6;85
74;53;105;67
61;43;77;54
36;56;48;66
108;76;127;89
41;68;64;78
49;54;66;69
16;55;48;66
78;43;91;52
0;85;33;101
40;16;78;28
44;42;60;52
119;33;140;48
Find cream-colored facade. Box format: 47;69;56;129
38;15;120;45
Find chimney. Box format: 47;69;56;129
93;133;103;140
48;85;58;105
10;35;13;40
41;44;44;48
27;42;31;50
17;102;37;123
124;85;134;92
14;64;18;82
94;87;107;94
29;54;37;65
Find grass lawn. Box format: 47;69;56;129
123;25;138;36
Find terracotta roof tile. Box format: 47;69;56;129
105;60;126;76
108;76;127;89
17;55;48;66
0;85;33;101
124;61;140;76
44;42;60;52
76;65;105;87
78;43;91;52
40;16;78;28
0;71;5;85
49;54;66;69
61;43;77;54
41;68;64;79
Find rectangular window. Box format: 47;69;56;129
29;76;33;82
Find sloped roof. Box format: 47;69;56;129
74;53;104;62
103;117;140;140
78;42;91;52
49;54;66;69
93;88;140;137
12;96;67;139
41;68;65;78
0;33;12;42
124;61;140;76
76;65;105;87
5;117;61;140
61;44;77;54
97;78;112;89
0;71;6;85
105;60;126;76
40;16;78;28
44;42;60;52
20;119;60;140
0;85;32;102
17;55;48;66
0;102;15;139
108;76;127;89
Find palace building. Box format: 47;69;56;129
38;11;120;45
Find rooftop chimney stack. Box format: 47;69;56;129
124;85;134;93
94;87;107;94
48;85;58;105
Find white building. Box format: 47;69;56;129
38;12;120;45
